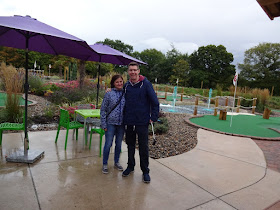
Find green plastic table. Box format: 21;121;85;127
75;109;101;144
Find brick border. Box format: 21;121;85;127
185;115;280;141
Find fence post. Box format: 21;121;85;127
252;98;257;114
214;97;219;116
164;86;168;99
225;97;228;107
194;96;198;115
263;108;271;119
224;96;229;112
181;87;184;101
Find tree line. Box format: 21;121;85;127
0;39;279;95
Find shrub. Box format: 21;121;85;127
256;103;264;113
149;115;169;135
60;104;77;119
0;108;8;123
29;75;44;93
43;104;59;119
267;97;280;110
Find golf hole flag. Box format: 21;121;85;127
233;72;238;86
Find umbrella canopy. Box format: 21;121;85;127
88;43;147;107
88;43;147;65
0;15;99;60
0;15;99;162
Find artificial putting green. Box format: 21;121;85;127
190;114;280;138
0;92;32;106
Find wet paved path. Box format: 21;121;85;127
1;129;280;209
253;140;280;210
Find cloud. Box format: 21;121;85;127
133;37;198;54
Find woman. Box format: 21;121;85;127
100;74;125;174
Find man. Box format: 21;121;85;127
122;62;159;183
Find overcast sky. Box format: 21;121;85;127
0;0;279;66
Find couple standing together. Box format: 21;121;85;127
100;62;159;183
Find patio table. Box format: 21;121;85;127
75;109;101;145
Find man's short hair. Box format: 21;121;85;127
128;62;139;69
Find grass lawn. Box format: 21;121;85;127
190;114;280;138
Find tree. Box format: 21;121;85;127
189;45;235;89
52;55;72;77
98;38;134;55
169;59;190;86
137;49;166;82
0;47;25;68
85;61;114;78
160;46;183;83
238;43;280;95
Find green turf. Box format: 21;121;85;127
190;114;280;138
0;92;32;106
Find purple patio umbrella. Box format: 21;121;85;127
89;43;147;65
0;15;99;163
88;43;147;107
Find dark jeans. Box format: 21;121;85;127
125;125;150;174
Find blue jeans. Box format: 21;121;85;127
103;124;124;165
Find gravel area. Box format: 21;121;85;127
148;112;198;159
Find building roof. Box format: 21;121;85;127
257;0;280;20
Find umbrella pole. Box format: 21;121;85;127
6;34;44;163
96;63;101;109
24;38;29;155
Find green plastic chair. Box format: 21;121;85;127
0;112;26;146
55;109;84;150
89;127;105;157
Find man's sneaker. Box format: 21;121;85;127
114;162;123;171
122;168;134;177
142;173;151;183
102;165;108;174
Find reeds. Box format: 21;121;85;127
229;84;270;111
0;62;24;122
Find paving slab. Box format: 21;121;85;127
0;165;39;210
221;168;280;210
197;129;266;167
